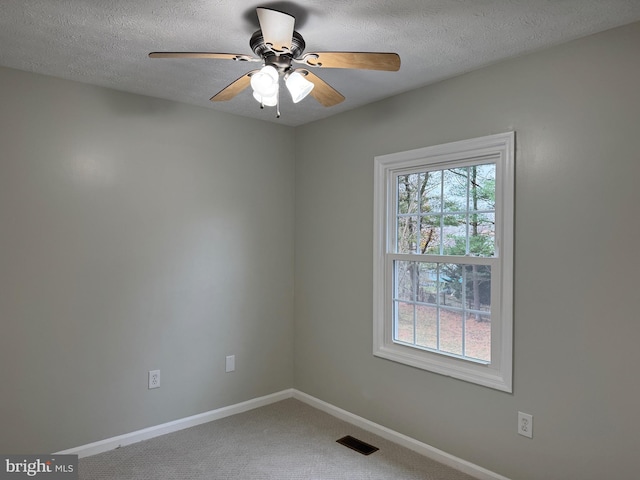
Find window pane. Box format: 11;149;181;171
397;216;418;253
416;304;438;349
440;263;464;308
394;261;414;301
464;312;491;362
443;168;468;212
416;262;438;304
464;264;492;313
394;301;414;343
442;214;467;255
469;212;495;256
419;216;441;255
470;164;496;212
397;173;420;214
439;308;464;356
420;170;442;213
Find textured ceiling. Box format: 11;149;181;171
1;0;639;126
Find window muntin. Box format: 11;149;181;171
373;132;514;392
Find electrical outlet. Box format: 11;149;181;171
148;370;160;389
518;411;533;438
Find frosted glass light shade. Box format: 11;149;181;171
250;65;279;97
253;90;278;107
285;71;314;103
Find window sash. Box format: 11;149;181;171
386;254;500;362
392;162;498;258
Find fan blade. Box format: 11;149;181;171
299;52;401;71
210;71;258;102
298;70;345;107
149;52;258;62
256;7;295;52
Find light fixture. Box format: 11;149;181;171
250;65;279;97
253;90;278;107
250;63;314;117
285;71;314;103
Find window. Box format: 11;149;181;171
373;132;514;392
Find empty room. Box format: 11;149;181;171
1;1;640;479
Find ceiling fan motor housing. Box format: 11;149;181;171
250;30;306;74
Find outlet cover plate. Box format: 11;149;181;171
518;411;533;438
148;370;161;389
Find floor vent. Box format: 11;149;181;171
336;435;379;455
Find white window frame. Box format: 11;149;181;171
373;132;514;392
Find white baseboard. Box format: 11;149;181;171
57;387;508;479
293;390;510;480
55;389;294;458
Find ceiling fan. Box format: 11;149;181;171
149;7;400;117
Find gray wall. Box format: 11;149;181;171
294;21;640;480
0;67;295;453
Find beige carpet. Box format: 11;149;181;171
79;398;477;480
